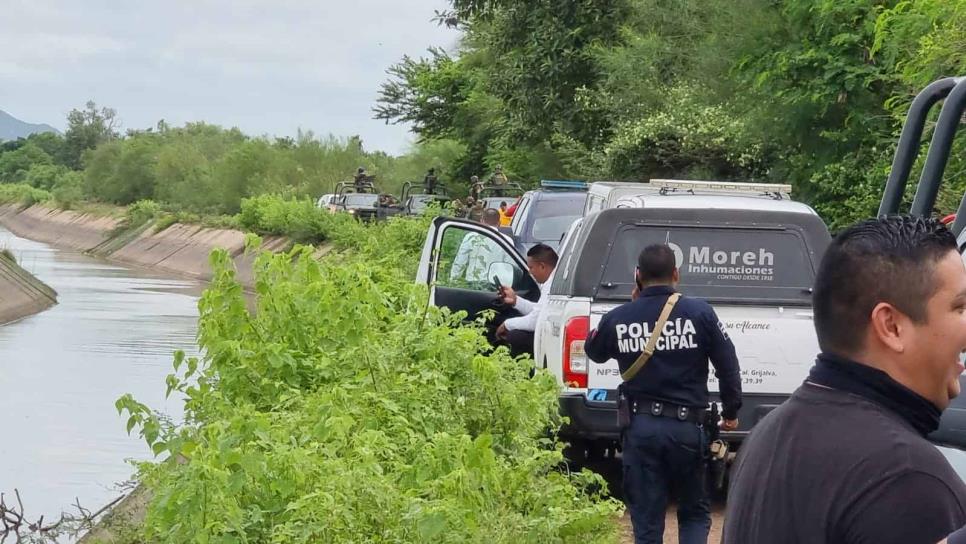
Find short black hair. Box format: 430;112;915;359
814;216;957;354
638;244;676;282
527;243;559;268
482;208;500;225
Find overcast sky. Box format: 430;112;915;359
0;0;458;154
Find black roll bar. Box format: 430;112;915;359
879;77;961;217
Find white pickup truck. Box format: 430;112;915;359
416;185;832;457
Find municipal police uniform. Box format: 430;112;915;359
585;285;742;544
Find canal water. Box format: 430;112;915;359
0;226;201;524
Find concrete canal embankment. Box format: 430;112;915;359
0;249;57;325
0;204;299;289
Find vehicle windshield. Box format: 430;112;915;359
527;197;584;242
344;194;378;207
482;197;511;210
599;224;815;303
410;195;445;213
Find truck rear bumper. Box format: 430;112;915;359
559;394;620;441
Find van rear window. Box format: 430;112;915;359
598;225;815;303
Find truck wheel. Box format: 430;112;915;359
563;439;591;466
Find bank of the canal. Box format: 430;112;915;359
0;247;57;325
0;204;296;290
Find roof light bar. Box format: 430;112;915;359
650;179;792;195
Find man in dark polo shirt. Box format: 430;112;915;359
724;216;966;544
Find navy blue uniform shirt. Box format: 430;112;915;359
584;285;743;419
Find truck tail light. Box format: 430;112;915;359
563;316;589;388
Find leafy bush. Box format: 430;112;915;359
0;143;53;183
236;194;362;244
123;200;163;229
0;183;52;207
52;171;85;210
117;218;621;543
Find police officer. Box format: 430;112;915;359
585;243;742;544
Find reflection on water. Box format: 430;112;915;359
0;226;200;523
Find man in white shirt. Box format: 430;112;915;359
495;243;558;358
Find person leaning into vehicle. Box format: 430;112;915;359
495;243;558;358
584;244;742;544
723;216;966;544
498;201;511;227
449;208;509;284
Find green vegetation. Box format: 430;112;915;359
0;183;52;207
114;216;619;543
376;0;966;228
0;103;463;220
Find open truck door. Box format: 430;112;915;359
878;76;966;448
416;216;540;333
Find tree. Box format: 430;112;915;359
25;132;68;166
63;100;119;169
0;143;52;183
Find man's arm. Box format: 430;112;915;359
703;307;742;420
504;295;543;331
514;296;536;315
584;315;612;364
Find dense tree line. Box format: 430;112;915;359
376;0;966;227
0;103;463;215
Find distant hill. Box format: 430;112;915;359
0;110;59;141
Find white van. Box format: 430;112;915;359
416;182;830;461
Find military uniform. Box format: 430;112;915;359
424;170;438;194
585;285;742;544
468;201;484;222
489;169;508;197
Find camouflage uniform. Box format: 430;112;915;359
468;201;485;222
353;167;368;192
488;166;508;197
424;168;439;194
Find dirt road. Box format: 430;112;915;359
619;505;725;543
580;454;725;543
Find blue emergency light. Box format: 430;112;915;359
540;179;588;191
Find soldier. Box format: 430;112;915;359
424;168;439;194
353;167;368;192
489;165;508;197
450;198;466;218
585;244;742;544
469;175;482;201
468;200;485;222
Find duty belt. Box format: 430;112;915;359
631;400;705;423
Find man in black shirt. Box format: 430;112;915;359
724;216;966;544
586;244;742;544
